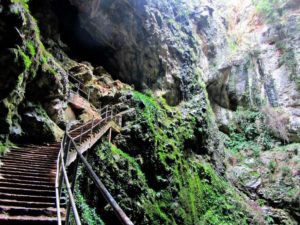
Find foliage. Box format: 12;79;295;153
225;107;276;154
80;91;253;225
252;0;287;22
75;190;105;225
268;160;277;173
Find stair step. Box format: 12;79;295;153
0;168;56;177
0;178;54;186
10;148;58;155
0;181;54;190
0;158;56;167
0;205;61;217
0;193;64;203
0;165;55;174
1;162;55;170
1;156;57;163
0;214;60;225
0;187;55;197
0;168;55;177
0;199;55;208
5;153;57;160
0;173;55;182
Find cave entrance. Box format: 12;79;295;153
29;0;115;76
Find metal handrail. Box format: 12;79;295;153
68;137;134;225
69;74;91;100
55;104;133;225
55;135;81;225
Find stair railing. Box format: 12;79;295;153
69;73;91;101
55;104;134;225
56;132;81;225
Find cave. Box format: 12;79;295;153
29;0;120;82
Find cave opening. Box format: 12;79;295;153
29;0;119;81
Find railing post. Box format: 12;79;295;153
76;83;79;94
79;125;84;143
90;116;95;148
108;128;112;143
87;89;91;102
105;106;108;122
59;136;71;199
58;134;68;197
118;115;122;127
65;154;80;225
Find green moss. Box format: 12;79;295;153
225;107;276;154
75;190;105;225
110;144;146;180
252;0;287;22
0;139;14;156
1;0;64;140
127;92;250;224
18;49;32;70
26;41;36;58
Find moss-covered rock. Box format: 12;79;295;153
0;0;67;142
77;91;258;225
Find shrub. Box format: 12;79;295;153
252;0;287;21
268;160;277;173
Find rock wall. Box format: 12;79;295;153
67;0;228;105
208;0;300;142
0;0;68;144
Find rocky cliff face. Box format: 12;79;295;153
209;0;300;142
0;0;299;224
66;0;228;106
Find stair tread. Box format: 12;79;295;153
0;167;56;174
1;162;55;170
0;173;55;181
0;199;56;208
0;181;54;189
0;168;56;176
0;214;59;220
0;178;54;185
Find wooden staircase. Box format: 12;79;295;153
0;75;134;225
0;144;66;225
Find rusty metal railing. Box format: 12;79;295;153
69;73;91;101
55;104;134;225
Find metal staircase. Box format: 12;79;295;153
0;144;65;225
0;74;134;225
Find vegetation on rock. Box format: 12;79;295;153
76;91;256;224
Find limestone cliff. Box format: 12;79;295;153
0;0;299;224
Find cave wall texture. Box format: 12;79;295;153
0;0;299;224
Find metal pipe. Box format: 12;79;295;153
66;151;80;225
69;137;134;225
61;153;82;225
79;125;84;143
87;89;91;102
69;120;93;134
90;116;95;147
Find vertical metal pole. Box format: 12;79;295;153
118;116;122;127
90;116;95;148
76;83;79;94
105;107;108;122
87;89;91;102
79;126;84;143
108;128;112;143
59;135;68;197
65;154;80;225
